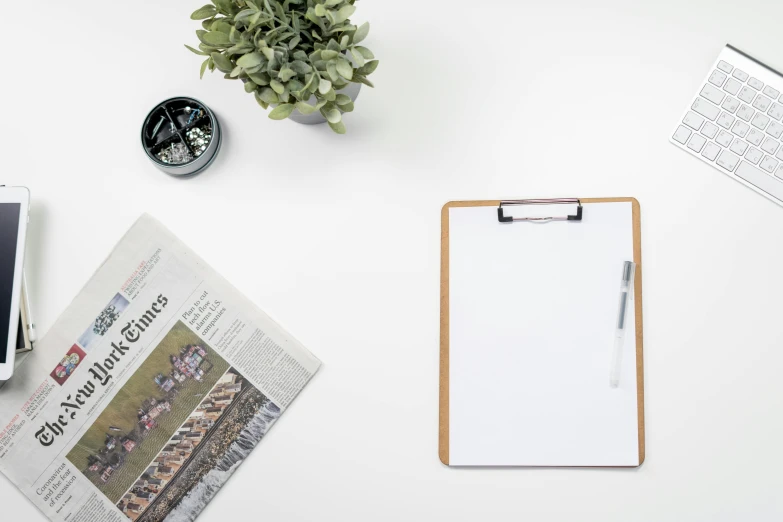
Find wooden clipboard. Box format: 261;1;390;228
439;197;645;466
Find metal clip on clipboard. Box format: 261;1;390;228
497;198;583;223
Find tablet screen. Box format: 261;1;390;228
0;202;21;364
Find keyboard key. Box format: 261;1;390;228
760;155;779;173
777;147;783;162
702;141;721;161
701;122;718;139
748;77;764;91
716;130;734;147
738;86;757;104
723;78;742;96
673;125;692;144
692;98;720;120
701;122;719;138
753;94;772;112
746;147;763;164
683;111;705;130
700;83;725;105
688;134;707;153
777;164;783;180
736;162;783;201
709;70;727;87
768;103;783;121
737;104;755;122
718;112;735;129
733;69;750;82
717;150;740;171
747;128;765;146
764;85;780;99
722;96;740;113
717;61;734;74
761;137;780;155
768;121;783;139
730;139;749;155
731;120;749;137
752;113;770;130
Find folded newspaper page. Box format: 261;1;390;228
0;214;320;522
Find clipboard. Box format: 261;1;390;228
439;197;644;467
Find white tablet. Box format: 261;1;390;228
0;186;29;381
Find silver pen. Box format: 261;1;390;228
610;261;635;388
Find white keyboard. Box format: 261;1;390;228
671;45;783;205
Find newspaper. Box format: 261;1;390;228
0;215;320;522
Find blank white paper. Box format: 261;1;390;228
448;202;639;466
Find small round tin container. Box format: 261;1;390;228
141;97;222;177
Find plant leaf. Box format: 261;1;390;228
335;94;351;105
288;36;301;50
336;59;353;80
200;58;210;79
321;50;339;60
354;45;374;59
211;52;234;72
349;47;365;67
269;103;295;120
236;52;264;67
339;101;354;112
227;43;254;56
235;8;256;21
318;78;332;94
334;4;355;23
270;79;285;94
354;74;374;87
324;0;342;5
328;121;346;134
358;60;378;75
327;62;339;82
185;44;208;56
278;67;296;82
202;31;232;47
191;4;217;19
323;108;341;123
261;47;275;61
212;0;235;15
296;101;317;114
248;72;271;85
353;22;369;44
257;87;279;104
287;80;305;93
290;60;312;74
244;80;258;93
314;3;326;16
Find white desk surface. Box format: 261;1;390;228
4;0;783;520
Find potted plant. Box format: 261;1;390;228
186;0;378;134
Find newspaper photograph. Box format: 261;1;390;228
0;215;320;522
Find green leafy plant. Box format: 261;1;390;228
187;0;378;134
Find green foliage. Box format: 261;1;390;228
187;0;377;133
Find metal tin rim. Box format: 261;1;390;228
141;96;220;173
